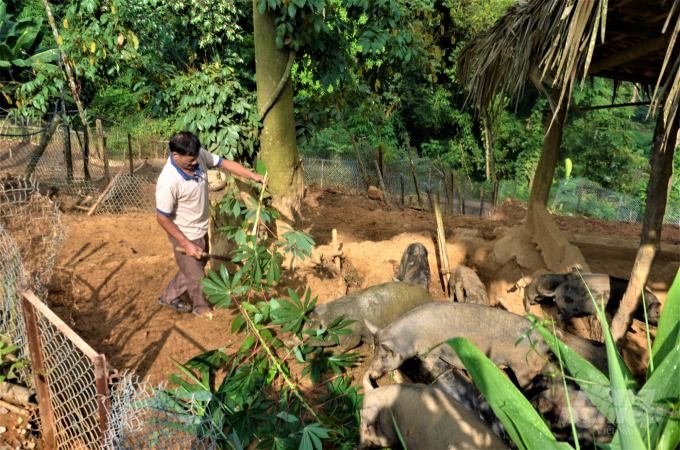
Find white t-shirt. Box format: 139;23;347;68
156;148;222;240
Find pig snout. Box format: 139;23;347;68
647;303;661;325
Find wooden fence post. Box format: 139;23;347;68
479;187;485;217
83;126;91;182
434;190;450;293
460;187;466;215
20;292;56;448
93;354;110;445
450;172;456;214
127;133;134;177
96;119;109;184
400;173;405;205
405;132;423;207
575;179;586;216
438;155;451;209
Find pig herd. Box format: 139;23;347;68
286;243;654;449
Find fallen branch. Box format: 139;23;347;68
87;163;127;216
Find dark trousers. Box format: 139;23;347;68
160;234;210;314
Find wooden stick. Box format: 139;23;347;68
438;155;451;208
88;163;126;216
373;160;388;201
128;133;134;177
96;119;109;183
434;190;450;293
332;229;341;271
405;132;423;207
0;399;30;417
479;187;485;217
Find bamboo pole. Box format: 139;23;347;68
450;172;456;214
405;132;423;207
373;159;387;194
479;187;485;217
96;119;109;183
434;190;450;293
127;133;134;177
88;163;126;216
438;154;451;208
349;132;370;191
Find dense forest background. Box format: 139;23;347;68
2;0;678;203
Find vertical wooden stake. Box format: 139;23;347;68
575;179;586;216
400;173;405;205
434;190;450;293
349;132;370;192
450;172;456;214
373;160;387;196
405;132;423;207
492;181;499;210
96;119;109;184
437;155;451;208
20;292;55;448
461;186;466;215
331;229;341;271
479;187;485;217
93;354;110;446
127;133;134;177
83;126;91;182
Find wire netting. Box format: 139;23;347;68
0;179;66;294
0;222;31;386
550;177;680;225
105;373;220;450
0;115;159;215
34;306;103;449
301;157;680;224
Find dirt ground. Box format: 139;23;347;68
46;187;679;388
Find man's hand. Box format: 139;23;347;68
182;240;204;260
252;173;267;186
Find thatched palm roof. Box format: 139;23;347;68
458;0;680;148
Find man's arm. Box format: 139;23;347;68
156;211;203;259
218;159;266;184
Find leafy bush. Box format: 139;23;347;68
161;167;361;449
173;63;261;162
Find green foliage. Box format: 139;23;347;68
177;169;360;448
173;63;261;160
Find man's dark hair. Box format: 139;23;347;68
169;131;201;157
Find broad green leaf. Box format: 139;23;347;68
447;337;562;450
649;270;680;378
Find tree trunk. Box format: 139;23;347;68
527;88;566;231
611;101;679;347
41;0;95;159
24;115;61;177
254;1;301;231
350;132;370;191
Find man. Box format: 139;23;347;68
156;131;265;317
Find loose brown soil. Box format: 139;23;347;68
47;187;679;388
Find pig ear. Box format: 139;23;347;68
364;319;383;336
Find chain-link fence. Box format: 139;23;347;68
303;157;500;218
302;157;680;224
105;374;220;450
549;177;680;225
0;114;158;215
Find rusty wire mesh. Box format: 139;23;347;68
0;178;66;294
33;305;103;449
105;373;220;450
0;222;32;386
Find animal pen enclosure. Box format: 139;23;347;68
0;180;221;449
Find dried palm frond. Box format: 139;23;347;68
458;0;680;151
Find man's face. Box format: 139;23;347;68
172;152;198;172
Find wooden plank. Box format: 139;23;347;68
93;354;110;446
21;291;100;360
19;292;55;448
564;232;680;258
